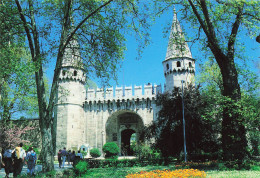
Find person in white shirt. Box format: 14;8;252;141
13;143;26;177
77;150;83;159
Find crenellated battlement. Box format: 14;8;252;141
85;84;162;103
59;67;86;84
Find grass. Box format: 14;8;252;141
206;170;260;178
17;162;260;178
86;165;175;177
83;165;260;178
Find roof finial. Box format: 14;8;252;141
173;6;177;23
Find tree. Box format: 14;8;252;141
198;59;260;158
0;1;38;120
143;86;219;159
0;123;34;150
11;0;155;171
0;1;39;154
160;0;259;161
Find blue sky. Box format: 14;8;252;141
46;7;259;92
107;10;259;90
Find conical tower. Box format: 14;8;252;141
55;37;86;152
163;10;195;92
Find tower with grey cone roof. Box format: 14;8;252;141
162;9;195;92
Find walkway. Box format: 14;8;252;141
0;163;73;178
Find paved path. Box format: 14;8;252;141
0;163;73;178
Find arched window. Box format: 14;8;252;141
189;62;192;67
73;70;77;76
177;61;181;67
62;70;66;76
166;63;169;70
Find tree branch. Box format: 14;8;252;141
15;0;35;60
200;0;215;39
188;0;226;64
64;0;114;52
187;0;210;43
227;4;244;59
242;12;260;21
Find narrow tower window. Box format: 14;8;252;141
62;70;66;76
189;62;192;67
177;61;181;67
166;63;169;70
73;70;77;76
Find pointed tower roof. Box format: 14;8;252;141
62;38;83;69
62;15;84;69
165;9;192;61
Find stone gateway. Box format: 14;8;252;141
55;12;195;155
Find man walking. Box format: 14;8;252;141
25;147;37;176
61;147;67;168
3;147;13;178
57;149;62;168
12;143;26;177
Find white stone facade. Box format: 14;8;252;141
55;12;195;155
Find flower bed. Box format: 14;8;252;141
126;169;206;178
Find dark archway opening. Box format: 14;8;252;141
121;129;135;156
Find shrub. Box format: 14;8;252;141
74;161;88;176
102;142;119;159
90;148;101;158
81;150;87;158
132;143;161;159
86;158;171;168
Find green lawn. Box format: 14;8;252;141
24;163;260;178
86;165;174;177
206;170;260;178
83;166;260;178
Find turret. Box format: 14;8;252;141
163;10;195;92
55;38;86;152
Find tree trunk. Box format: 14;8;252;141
220;58;247;161
39;113;54;172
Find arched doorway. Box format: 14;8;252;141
105;110;144;155
121;129;135;156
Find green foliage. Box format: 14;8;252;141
85;79;98;91
74;161;89;176
79;163;260;177
132;143;161;160
90;148;101;158
251;165;260;171
81;150;87;158
0;44;39;120
198;60;260;157
0;1;39;120
86;158;171;168
143;85;220;158
23;144;40;155
102;142;119;159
